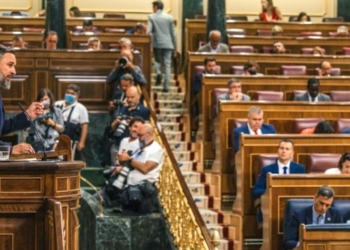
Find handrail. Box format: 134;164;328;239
140;86;213;249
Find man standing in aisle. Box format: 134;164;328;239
147;1;177;93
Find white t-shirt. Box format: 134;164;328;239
118;137;140;155
127;141;164;185
55;100;89;125
324;168;341;174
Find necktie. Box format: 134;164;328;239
311;97;316;102
317;215;323;224
253;130;258;135
283;166;288;174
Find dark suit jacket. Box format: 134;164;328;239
0;93;31;145
294;92;331;102
252;162;305;199
283;206;343;249
233;123;276;151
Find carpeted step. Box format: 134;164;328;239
182;171;201;184
155;100;184;109
168;141;192;151
157;114;183;123
151;86;180;94
173;151;197;162
156;108;186;115
153;92;185;101
164;131;186;141
159;122;184;132
177;161;198;171
199;209;224;224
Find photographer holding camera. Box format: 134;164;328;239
26;88;64;151
55;84;89;159
110;86;149;145
106;49;146;99
94;116;145;208
98;123;164;214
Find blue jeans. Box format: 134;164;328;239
154;48;173;91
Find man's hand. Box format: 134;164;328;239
125;60;135;70
110;166;123;177
11;143;35;155
26;102;44;119
77;141;85;151
114;60;119;68
118;152;131;162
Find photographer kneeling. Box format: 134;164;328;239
97;123;164;214
27;88;64;151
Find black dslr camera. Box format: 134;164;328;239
38;113;53;124
118;57;129;69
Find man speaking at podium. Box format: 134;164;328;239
0;45;43;155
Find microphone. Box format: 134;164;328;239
17;102;47;161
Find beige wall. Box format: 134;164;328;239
0;0;338;52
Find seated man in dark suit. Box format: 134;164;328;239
252;139;306;199
294;78;331;102
193;57;218;96
233;106;276;151
283;186;343;249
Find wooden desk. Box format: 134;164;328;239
200;75;350;151
67;33;151;84
230;135;350;240
185;19;344;52
227;35;350;55
0;160;85;250
260;174;350;250
2;49;151;111
0;32;43;48
296;224;350;250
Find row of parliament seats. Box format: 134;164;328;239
226;28;345;37
186;20;350;52
212;88;350;103
194;64;341;78
194;14;344;23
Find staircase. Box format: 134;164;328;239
151;73;241;250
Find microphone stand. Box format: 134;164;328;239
18;102;47;161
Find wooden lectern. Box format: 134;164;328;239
0;135;85;250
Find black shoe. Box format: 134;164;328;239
162;89;169;93
156;74;162;86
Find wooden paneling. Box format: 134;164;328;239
200;75;350;152
0;161;84;250
3;49;151;111
261;174;350;250
0;32;43;48
231;135;350;241
185;20;345;52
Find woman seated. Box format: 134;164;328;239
313;46;325;56
244;60;264;76
325;153;350;174
259;0;283;22
297;12;311;22
300;121;334;134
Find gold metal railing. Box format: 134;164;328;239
141;86;214;250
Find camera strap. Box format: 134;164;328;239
63;105;76;123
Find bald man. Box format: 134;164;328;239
198;30;229;53
116;123;164;213
106;49;147;99
318;61;334;77
111;86;150;144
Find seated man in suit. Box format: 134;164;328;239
193;57;218;96
218;78;250;101
252;139;306;199
233;106;276;151
198;30;229;53
294;78;331;102
272;41;286;54
283;186;343;249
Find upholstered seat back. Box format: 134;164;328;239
332;200;350;222
330;91;350;101
283;199;314;234
253;154;278;182
212;88;228;117
280;65;307;75
254;91;284;101
335;118;350;133
293;118;324;133
226;28;246;36
308;153;341;173
231;66;244;75
230;46;254;53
